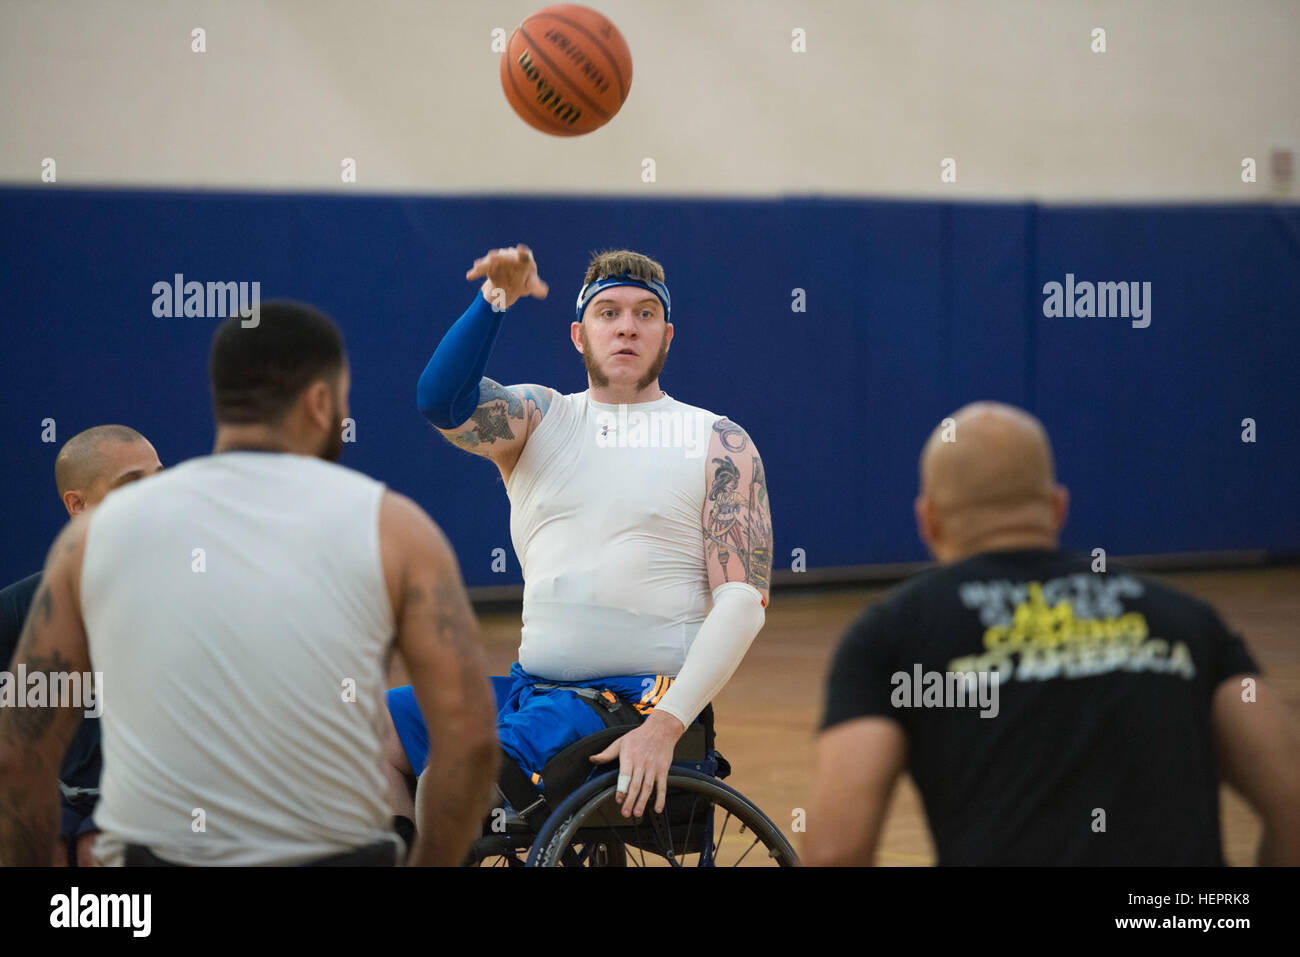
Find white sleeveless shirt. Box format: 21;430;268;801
507;390;723;681
80;452;400;866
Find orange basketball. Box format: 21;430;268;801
500;4;632;136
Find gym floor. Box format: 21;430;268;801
431;564;1299;866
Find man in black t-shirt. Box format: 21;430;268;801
806;402;1300;865
0;424;162;866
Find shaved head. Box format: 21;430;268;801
54;425;163;515
915;402;1068;563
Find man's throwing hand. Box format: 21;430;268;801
466;244;549;311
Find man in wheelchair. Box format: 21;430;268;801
383;244;773;861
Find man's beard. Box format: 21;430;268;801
581;323;670;392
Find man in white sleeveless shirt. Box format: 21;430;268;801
0;302;498;866
387;246;771;822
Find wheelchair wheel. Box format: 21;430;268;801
466;814;627;867
548;838;628;867
526;768;799;867
466;829;533;867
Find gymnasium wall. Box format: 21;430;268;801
1;187;1296;587
1;0;1297;200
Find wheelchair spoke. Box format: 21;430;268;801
601;826;638;866
683;795;700;866
629;814;648;867
712;808;732;859
731;834;762;867
648;807;679;866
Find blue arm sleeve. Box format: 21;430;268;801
416;292;507;430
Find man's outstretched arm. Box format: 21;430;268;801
416;245;554;476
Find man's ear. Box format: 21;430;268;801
304;380;334;432
570;321;584;353
63;490;87;516
914;494;937;553
1052;484;1070;532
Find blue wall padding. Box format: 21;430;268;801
1;188;1295;587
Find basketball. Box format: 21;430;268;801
499;4;632;136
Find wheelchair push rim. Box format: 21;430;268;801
525;767;800;867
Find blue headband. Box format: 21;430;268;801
575;273;671;323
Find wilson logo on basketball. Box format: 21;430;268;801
516;49;584;127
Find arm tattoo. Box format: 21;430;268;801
447;378;552;453
3;583;71;744
7;650;73;741
713;418;748;453
402;579;483;690
745;453;773;591
705;426;773;593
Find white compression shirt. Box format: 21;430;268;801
507;390;723;681
80;452;401;866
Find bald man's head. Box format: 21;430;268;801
54;425;164;516
915;402;1068;563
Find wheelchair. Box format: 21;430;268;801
465;700;800;867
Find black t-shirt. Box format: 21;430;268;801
0;571;103;804
821;549;1259;865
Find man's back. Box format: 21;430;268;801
822;548;1258;865
82;451;398;865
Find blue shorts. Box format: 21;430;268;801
387;662;676;781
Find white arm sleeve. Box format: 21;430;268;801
654;581;766;728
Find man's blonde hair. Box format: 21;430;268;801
582;249;666;286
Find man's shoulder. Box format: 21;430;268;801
211;452;386;488
886;549;1225;628
85;455;200;524
863;550;1079;619
1102;562;1225;627
290;453;384;482
670;402;759;451
97;454;199;505
877;560;973;610
668;395;725;420
0;570;43;619
554;389;586;409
